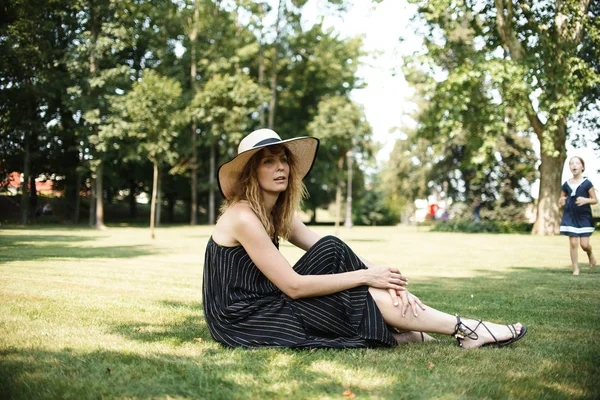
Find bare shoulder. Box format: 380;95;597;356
213;202;263;246
226;201;260;224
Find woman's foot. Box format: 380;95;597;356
457;319;524;349
589;253;596;268
392;330;436;344
573;266;580;276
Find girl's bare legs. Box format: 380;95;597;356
369;288;524;349
569;236;580;275
580;236;596;268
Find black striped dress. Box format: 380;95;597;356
203;235;396;348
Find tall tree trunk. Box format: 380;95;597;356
65;162;80;223
258;42;265;126
344;149;353;228
155;172;162;227
59;99;80;223
191;122;198;225
73;171;81;223
258;3;266;126
268;0;284;129
209;143;216;224
129;179;137;219
334;154;343;229
167;194;175;223
532;122;567;235
150;162;158;239
95;161;106;230
89;177;96;227
189;3;199;225
89;6;104;230
30;175;38;216
20;134;30;225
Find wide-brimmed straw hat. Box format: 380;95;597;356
217;128;319;199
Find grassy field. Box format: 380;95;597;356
1;225;599;399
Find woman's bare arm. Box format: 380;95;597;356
287;216;404;305
288;217;322;251
233;207;406;299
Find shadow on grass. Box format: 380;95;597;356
112;301;210;345
0;346;392;399
2;337;597;399
0;347;242;400
0;234;99;244
0;234;159;265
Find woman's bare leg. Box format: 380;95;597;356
569;236;580;275
580;237;596;268
369;288;524;349
391;330;436;344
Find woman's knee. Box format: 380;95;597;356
313;235;348;252
320;235;344;246
581;242;592;252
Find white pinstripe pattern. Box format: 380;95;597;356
203;235;396;348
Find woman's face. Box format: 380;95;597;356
569;157;584;176
256;147;290;196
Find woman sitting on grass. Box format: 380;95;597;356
203;129;527;349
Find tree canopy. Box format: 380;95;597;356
1;0;378;229
390;0;599;233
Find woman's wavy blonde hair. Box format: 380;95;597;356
220;145;307;241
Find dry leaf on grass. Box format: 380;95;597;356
193;337;203;342
427;361;434;370
343;389;356;398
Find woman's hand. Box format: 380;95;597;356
575;196;588;206
363;265;407;293
397;290;426;318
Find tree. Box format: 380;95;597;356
307;96;372;228
353;173;400;226
259;0;349;129
0;0;60;224
186;0;201;226
186;72;267;223
381;129;432;224
104;70;182;238
67;0;130;228
272;23;366;221
0;0;374;227
407;0;599;234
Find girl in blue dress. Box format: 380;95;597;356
559;156;598;275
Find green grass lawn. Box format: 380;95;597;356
1;225;599;399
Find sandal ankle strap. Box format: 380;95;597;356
453;314;480;341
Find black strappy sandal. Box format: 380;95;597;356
452;315;527;348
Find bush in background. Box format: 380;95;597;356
432;220;533;234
